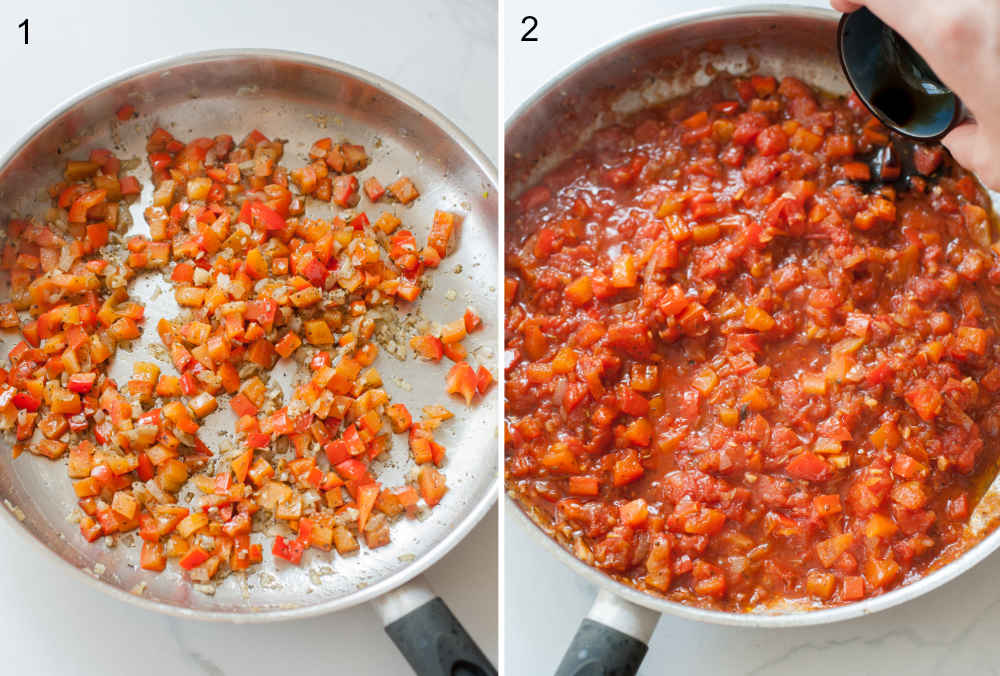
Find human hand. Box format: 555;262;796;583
832;0;1000;189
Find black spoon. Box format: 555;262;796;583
837;7;970;141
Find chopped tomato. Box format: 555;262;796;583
505;72;998;610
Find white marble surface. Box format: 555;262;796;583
0;1;497;674
503;0;1000;673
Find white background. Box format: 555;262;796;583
503;0;1000;674
0;1;497;675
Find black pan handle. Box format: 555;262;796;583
374;576;497;676
555;590;660;676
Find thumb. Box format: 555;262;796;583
942;122;1000;191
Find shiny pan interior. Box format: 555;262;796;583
505;6;1000;626
0;49;499;621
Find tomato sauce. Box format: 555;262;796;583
504;74;1000;610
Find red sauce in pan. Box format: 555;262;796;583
505;74;1000;610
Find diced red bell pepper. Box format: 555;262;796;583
272;535;306;564
335;458;370;483
229;392;259;418
148;152;172;171
357;483;380;532
12;392;41;411
613;451;644;487
68;189;107;224
347;212;369;231
463;307;483;333
137;453;154;481
363;177;385;202
179;546;210;570
446;361;478;405
324;439;350;465
476;366;494;395
410;335;443;362
239;200;286;231
80;516;102;542
140;541;166;571
332;175;358;207
251;201;286;231
119;175;141;196
67;372;97;394
418;466;447;506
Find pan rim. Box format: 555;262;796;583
0;47;499;623
503;3;1000;627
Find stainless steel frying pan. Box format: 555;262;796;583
505;6;1000;674
0;49;498;675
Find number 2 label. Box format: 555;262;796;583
521;16;538;42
